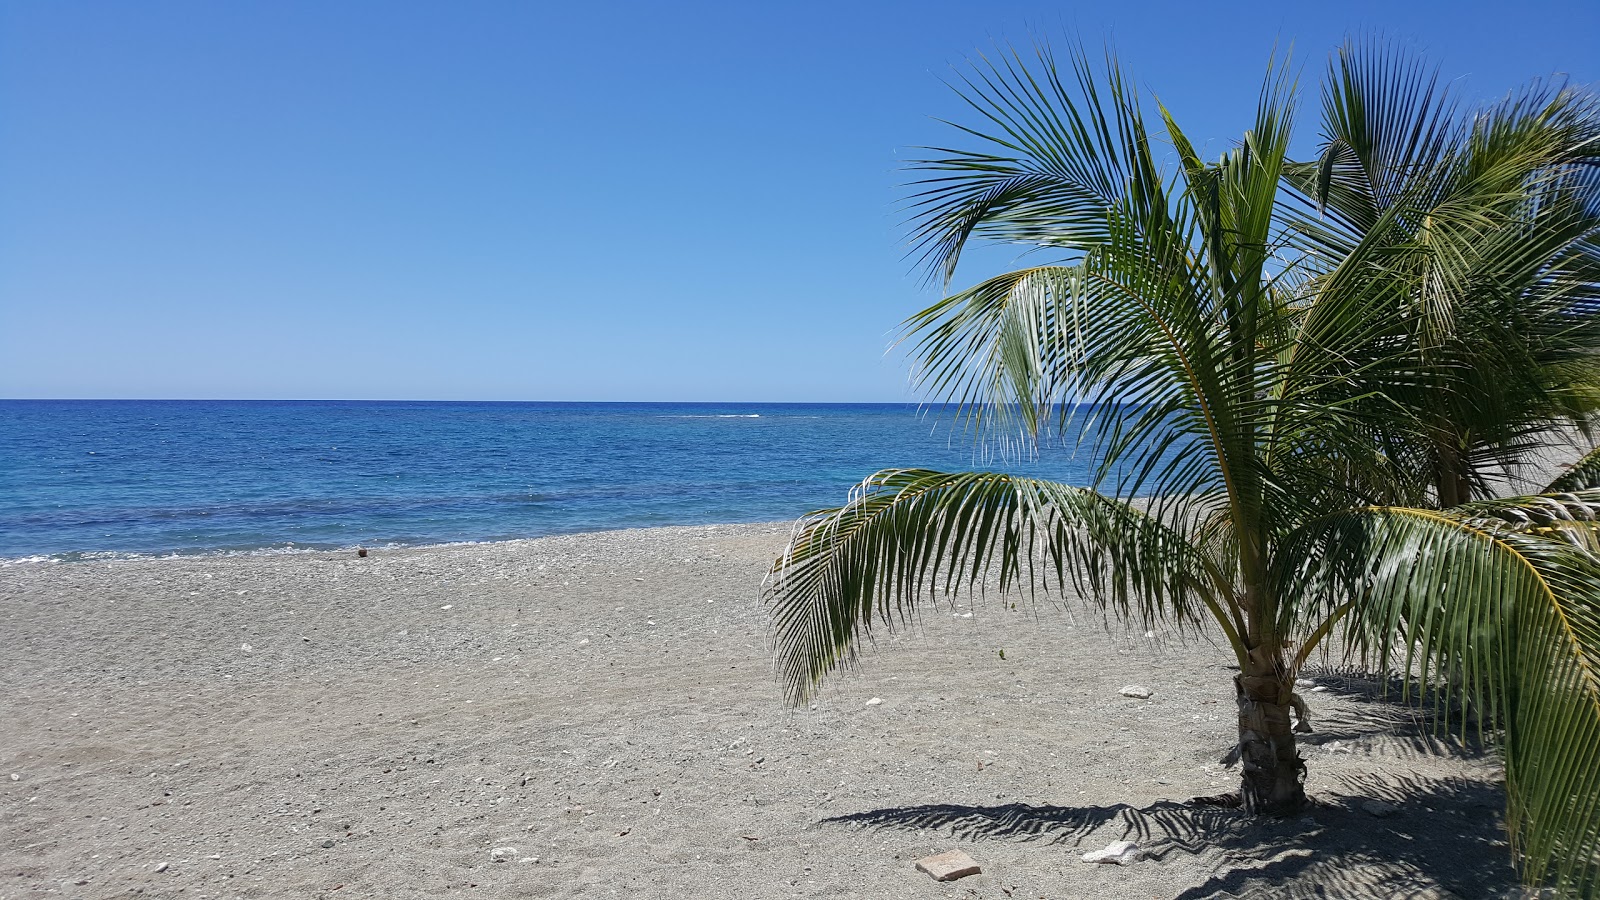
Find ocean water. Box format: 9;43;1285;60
0;400;1118;560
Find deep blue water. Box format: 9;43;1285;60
0;400;1118;559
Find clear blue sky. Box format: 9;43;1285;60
2;1;1595;401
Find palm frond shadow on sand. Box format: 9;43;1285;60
1295;668;1491;761
821;773;1514;898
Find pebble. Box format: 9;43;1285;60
153;862;169;873
9;773;18;781
1082;839;1142;865
1119;685;1154;700
865;697;883;706
321;840;335;849
490;846;518;862
519;856;540;864
1311;685;1330;692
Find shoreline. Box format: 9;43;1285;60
0;519;802;567
1;521;1517;897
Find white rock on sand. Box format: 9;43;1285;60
1082;839;1142;865
0;523;1516;898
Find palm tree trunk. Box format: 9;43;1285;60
1436;435;1472;507
1235;669;1307;815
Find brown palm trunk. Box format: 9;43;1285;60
1235;670;1307;815
1436;436;1472;508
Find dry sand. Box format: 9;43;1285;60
1;523;1518;899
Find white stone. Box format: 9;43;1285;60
490;846;518;862
865;697;883;706
1119;685;1154;699
1082;840;1141;865
153;862;169;873
518;856;539;864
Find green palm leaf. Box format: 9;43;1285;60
1547;446;1600;493
1282;492;1600;891
764;468;1232;705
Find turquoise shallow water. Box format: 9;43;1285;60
0;400;1115;559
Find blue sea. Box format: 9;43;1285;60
0;400;1112;560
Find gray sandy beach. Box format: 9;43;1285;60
1;524;1516;898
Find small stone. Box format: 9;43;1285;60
915;849;981;881
356;548;368;558
1119;685;1154;700
518;856;539;864
865;697;884;706
490;847;517;862
321;840;335;849
240;643;253;652
9;774;17;781
1082;839;1141;865
1362;800;1399;818
153;862;169;873
1311;685;1329;692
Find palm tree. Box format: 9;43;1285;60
1282;41;1600;506
764;41;1600;893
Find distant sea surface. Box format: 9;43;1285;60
0;400;1110;560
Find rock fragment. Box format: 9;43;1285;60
865;697;883;706
490;847;518;862
915;849;981;881
1082;840;1141;865
1119;685;1154;699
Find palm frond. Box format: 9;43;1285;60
763;469;1228;705
1547;445;1600;493
1281;492;1600;891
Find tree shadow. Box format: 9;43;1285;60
1296;666;1494;761
821;771;1515;899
